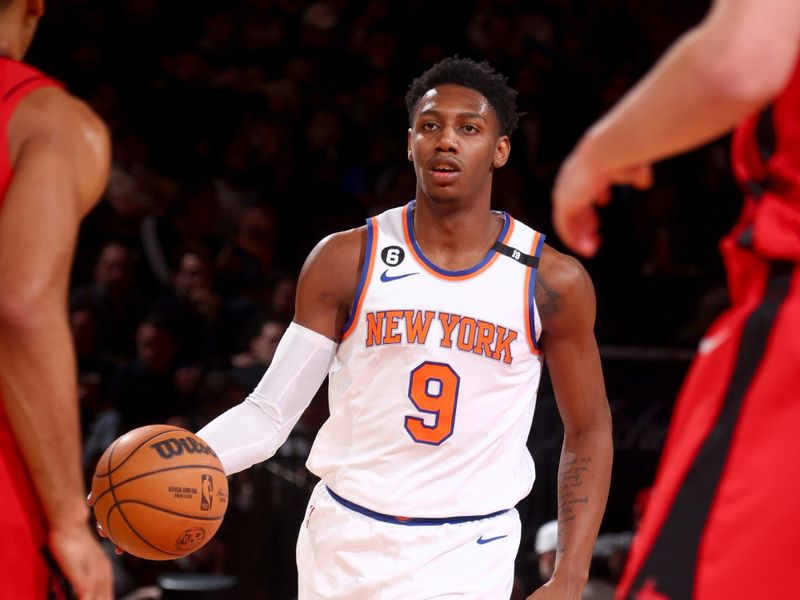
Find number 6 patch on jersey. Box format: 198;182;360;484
404;361;460;445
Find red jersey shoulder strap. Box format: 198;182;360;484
0;56;63;113
0;57;64;201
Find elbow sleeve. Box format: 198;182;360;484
196;322;337;475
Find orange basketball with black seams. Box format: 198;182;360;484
91;424;228;560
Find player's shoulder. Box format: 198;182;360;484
10;86;109;158
535;243;595;329
307;225;367;269
538;244;592;293
298;225;367;295
295;224;368;337
8;86;110;206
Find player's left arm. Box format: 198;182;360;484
527;245;613;600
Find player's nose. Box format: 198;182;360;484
435;126;459;153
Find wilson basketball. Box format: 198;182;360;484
91;424;228;560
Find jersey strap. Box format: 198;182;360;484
0;58;63;119
0;59;64;199
491;240;540;268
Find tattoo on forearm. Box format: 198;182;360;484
556;455;592;552
535;275;561;317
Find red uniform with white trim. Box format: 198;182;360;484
0;56;64;599
298;201;546;598
618;54;800;600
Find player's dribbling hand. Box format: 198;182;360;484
48;519;114;600
553;142;652;257
87;492;124;555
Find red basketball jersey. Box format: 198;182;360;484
728;51;800;263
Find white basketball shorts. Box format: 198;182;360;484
296;481;521;599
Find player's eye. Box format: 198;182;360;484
422;122;438;131
462;124;479;133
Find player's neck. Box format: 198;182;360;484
411;196;503;272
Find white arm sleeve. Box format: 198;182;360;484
196;322;337;475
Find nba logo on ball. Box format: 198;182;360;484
201;474;213;511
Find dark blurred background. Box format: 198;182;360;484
28;0;744;597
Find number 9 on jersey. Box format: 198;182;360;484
404;361;460;445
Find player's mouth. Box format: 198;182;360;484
428;157;462;184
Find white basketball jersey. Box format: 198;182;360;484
306;201;546;517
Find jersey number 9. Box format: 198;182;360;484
404;361;460;445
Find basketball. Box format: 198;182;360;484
91;424;229;561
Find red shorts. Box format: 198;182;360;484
617;257;800;599
0;414;49;599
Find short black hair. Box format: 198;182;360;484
405;56;520;136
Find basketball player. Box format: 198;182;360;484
197;57;613;599
0;0;113;598
552;1;800;598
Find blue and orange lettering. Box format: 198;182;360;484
383;310;404;344
405;310;434;344
473;320;495;358
366;311;384;347
438;312;460;349
492;326;517;364
456;317;477;352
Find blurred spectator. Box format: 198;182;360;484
105;129;177;228
535;519;558;585
216;203;279;299
140;183;222;288
70;306;114;434
230;316;289;388
151;243;224;365
269;274;297;323
110;315;185;432
70;241;143;360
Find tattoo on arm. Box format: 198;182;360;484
556;455;591;552
535;275;561;317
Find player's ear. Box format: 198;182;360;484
493;136;510;168
26;0;44;18
407;128;413;162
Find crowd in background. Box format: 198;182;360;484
24;0;742;597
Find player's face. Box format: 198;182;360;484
408;84;509;205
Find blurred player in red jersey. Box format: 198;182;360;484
553;0;800;598
0;0;113;598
